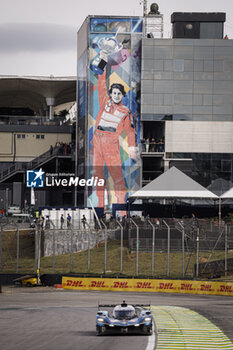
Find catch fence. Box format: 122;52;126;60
0;217;233;280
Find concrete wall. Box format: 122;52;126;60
165;121;233;153
43;229;99;256
0;132;71;162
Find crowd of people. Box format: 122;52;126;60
49;142;73;156
141;137;164;152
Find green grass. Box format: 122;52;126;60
1;231;233;280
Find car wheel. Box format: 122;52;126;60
147;326;152;335
26;282;32;287
96;326;102;336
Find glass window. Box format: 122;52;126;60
222;160;232;172
113;309;135;319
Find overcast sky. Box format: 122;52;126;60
1;0;233;76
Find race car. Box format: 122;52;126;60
96;300;153;335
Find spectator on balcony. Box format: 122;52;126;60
158;138;164;152
145;138;150;152
150;138;156;152
141;138;146;152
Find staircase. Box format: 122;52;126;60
0;146;72;183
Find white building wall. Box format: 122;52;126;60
165;121;233;153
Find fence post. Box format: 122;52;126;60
34;227;38;273
38;227;41;273
178;221;185;278
16;228;19;273
130;218;139;276
225;224;228;277
70;228;73;272
163;220;170;277
100;219;107;274
52;227;55;273
116;219;123;274
196;228;199;278
0;225;2;271
147;219;155;276
87;227;90;273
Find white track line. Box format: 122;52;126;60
146;321;156;350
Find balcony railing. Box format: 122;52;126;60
0;145;73;182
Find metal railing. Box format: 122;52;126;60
0;145;73;182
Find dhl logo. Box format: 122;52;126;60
91;281;106;288
113;282;129;288
200;284;213;291
220;285;233;293
136;282;152;289
158;282;174;290
66;280;84;287
180;283;194;290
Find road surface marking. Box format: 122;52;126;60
151;306;233;350
146;321;156;350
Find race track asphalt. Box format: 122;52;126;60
0;287;233;350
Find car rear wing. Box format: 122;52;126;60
98;301;151;310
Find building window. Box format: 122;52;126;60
222;160;232;172
17;134;25;139
36;134;45;139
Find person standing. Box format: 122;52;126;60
38;215;44;230
141;138;146;152
60;214;64;229
145;138;150;152
81;214;87;229
67;213;71;228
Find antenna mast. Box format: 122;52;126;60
140;0;147;17
143;0;147;17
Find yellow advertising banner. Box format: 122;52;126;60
62;276;233;296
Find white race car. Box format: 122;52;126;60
96;300;153;335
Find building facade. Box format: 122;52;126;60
77;12;233;209
0;77;76;210
141;12;233;194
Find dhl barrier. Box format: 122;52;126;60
62;276;233;296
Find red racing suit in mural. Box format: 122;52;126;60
92;70;136;207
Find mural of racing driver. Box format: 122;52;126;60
92;52;138;207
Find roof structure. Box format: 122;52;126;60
0;75;76;114
130;167;219;199
220;187;233;199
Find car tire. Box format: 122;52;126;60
26;282;32;287
96;327;102;336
